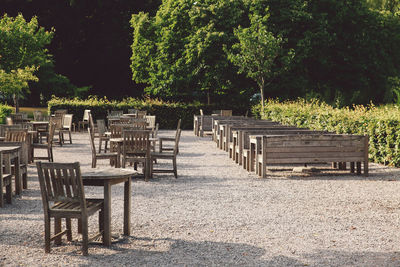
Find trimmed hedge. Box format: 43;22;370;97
254;99;400;167
48;96;248;130
0;104;13;123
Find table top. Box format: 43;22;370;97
0;146;21;152
81;167;138;180
29;121;49;125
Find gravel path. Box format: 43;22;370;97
1;130;400;266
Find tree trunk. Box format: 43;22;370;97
207;90;211;105
260;78;265;118
13;94;19;113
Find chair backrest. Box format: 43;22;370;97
200;109;204;116
83;109;91;122
0;125;22;137
88;112;95;134
176;119;182;131
33;111;43;121
127;109;137;115
110;124;123;138
122;129;150;156
5;129;28;142
6;117;13;125
145;116;156;129
50;116;63;130
63;114;73;129
97;119;107;135
221;110;232;116
131;119;147;129
4;130;29;164
36;161;86;214
173;129;182;155
47;122;56;145
136;110;147;118
109;110;123;117
10;114;23;124
87;127;97;155
54;109;67;116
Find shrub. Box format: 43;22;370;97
0;104;13;123
48;96;248;129
255;98;400;167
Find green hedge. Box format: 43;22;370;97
48;96;248;130
254;99;400;167
0;104;13;123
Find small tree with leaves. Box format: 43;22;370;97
0;14;53;111
226;11;292;113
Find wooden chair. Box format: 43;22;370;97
10;114;24;124
59;114;73;144
4;130;29;189
33;110;45;121
150;129;181;178
78;109;91;132
0;125;22;137
88;127;118;168
0;153;13;207
122;129;150;180
36;161;105;256
145;115;156;130
49;116;63;146
159;119;181;153
127;109;138;115
33;122;55;162
136;110;147;118
97;119;109;153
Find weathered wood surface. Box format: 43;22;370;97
256;134;369;178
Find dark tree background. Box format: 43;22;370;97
0;0;161;105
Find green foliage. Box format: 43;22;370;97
0;13;53;109
256;99;400;167
48;96;247;129
366;0;400;13
226;9;293;111
131;0;254;105
0;66;38;98
0;103;13;124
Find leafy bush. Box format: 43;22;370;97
255;99;400;167
48;96;247;129
0;104;14;123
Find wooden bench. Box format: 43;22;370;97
255;134;369;178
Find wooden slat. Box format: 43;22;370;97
265;140;364;148
265;146;364;153
265;157;364;164
267;151;365;159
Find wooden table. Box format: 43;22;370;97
0;146;21;195
81;168;138;246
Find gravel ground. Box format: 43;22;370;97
2;130;400;266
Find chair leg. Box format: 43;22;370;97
54;218;62;245
99;209;105;243
173;157;177;178
81;216;89;256
22;171;27;189
66;218;72;241
92;157;96;168
0;186;3;208
98;139;102;153
5;179;12;204
45;216;51;253
68;131;72;144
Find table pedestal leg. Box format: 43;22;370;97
124;178;131;236
103;183;111;246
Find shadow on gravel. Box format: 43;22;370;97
82;236;269;265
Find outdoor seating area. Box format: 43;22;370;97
193;112;369;178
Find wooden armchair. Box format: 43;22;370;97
159;119;181;153
78;109;91;132
136;110;147;118
4;130;29;189
122;129;150;180
150;129;181;178
36;161;105;256
33;122;55;162
97;119;109;153
0;153;13;207
59;114;73;144
88;127;118;168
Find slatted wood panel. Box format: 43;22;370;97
258;134;369;177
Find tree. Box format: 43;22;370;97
131;0;253;106
226;11;292;112
0;14;53;111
